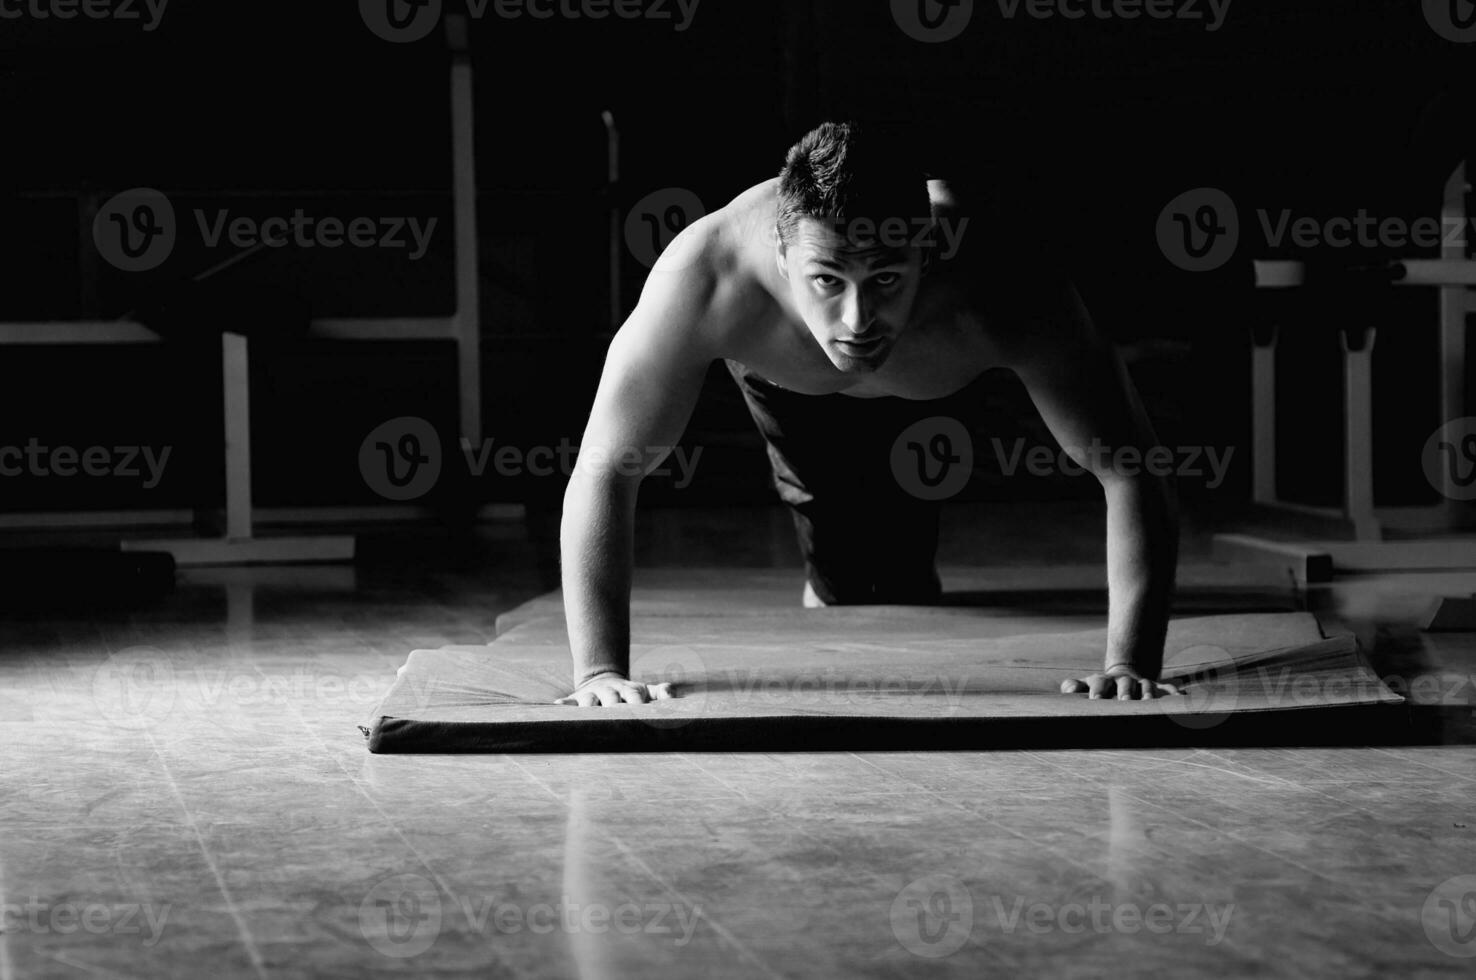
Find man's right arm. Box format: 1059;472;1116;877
556;228;719;706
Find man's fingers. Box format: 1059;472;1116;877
1087;676;1112;699
618;684;650;705
1061;678;1088;695
648;681;676;700
1113;675;1136;700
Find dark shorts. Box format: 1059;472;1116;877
725;358;974;605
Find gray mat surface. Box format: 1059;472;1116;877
365;571;1401;753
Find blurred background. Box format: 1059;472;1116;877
0;0;1471;556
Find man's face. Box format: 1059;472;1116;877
778;216;926;374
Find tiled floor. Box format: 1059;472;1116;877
3;501;1474;978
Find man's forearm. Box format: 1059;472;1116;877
560;473;638;686
1102;474;1179;678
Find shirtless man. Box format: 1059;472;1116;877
556;121;1181;707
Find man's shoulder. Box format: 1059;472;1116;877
652;181;774;274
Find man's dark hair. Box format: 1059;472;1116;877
775;121;931;250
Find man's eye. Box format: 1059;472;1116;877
874;273;901;288
811;275;840;288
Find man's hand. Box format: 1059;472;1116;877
555;671;676;707
1060;665;1183;701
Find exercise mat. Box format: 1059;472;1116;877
363;573;1402;753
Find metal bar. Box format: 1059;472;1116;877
1250;326;1277;505
222;332;253;541
448;13;482;446
1439;163;1470;522
1340;327;1381;541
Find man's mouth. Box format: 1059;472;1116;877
835;335;886;353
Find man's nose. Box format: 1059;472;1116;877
840;289;877;336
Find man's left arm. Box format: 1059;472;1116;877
997;279;1182;700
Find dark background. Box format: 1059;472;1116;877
0;0;1471;519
